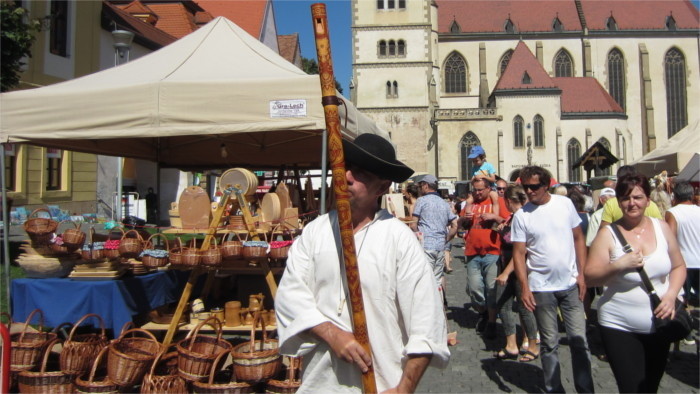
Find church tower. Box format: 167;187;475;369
351;0;439;176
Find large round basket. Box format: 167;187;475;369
23;208;58;246
60;313;110;376
192;351;252;394
118;229;145;259
176;316;233;382
74;346;119;393
17;338;74;394
141;345;187;394
107;328;162;387
231;313;281;383
265;356;302;394
141;233;170;269
9;309;58;372
60;219;86;249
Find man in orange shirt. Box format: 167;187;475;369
462;178;510;339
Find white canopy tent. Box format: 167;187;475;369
630;120;700;178
0;16;388;169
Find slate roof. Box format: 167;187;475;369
493;41;557;91
277;33;299;65
195;0;267;38
554;77;624;114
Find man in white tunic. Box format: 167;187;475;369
276;134;450;393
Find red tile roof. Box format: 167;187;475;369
580;0;699;30
277;33;299;65
195;0;267;38
145;3;198;38
121;0;154;15
494;41;557;91
102;1;177;49
437;1;582;33
554;77;624;113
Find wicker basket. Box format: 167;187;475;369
178;238;202;268
176;316;233;382
60;220;86;249
81;228;106;263
231;312;281;383
169;238;184;266
49;237;78;256
107;328;162;387
242;239;269;261
10;309;58;372
141;346;187;394
24;208;58;246
142;233;170;268
265;356;302;394
221;232;244;261
74;346;119;393
201;237;223;268
103;228;123;260
59;313;110;376
118;229;145;259
192;351;252;394
17;338;74;393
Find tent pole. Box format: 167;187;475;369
116;157;123;224
1;145;10;314
320;128;328;214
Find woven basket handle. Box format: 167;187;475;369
57;219;80;230
28;207;53;219
207;349;230;385
109;226;125;239
39;338;61;373
248;310;268;354
118;321;135;337
118;328;159;345
68;313;106;342
287;356;301;382
121;229;144;242
146;233;170;251
87;345;110;383
19;309;44;343
52;322;73;339
147;344;177;378
186;316;223;352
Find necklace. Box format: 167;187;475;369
632;226;646;239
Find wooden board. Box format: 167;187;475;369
382;193;406;218
261;192;281;223
178;186;211;229
276;183;292;212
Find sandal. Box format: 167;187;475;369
520;342;529;354
494;349;519;360
519;350;539;363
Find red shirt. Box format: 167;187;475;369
463;197;508;256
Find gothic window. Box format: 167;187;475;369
513;116;524;148
450;20;460;33
460;132;481;180
522;72;531;84
444;52;467;93
606;16;618;31
499;50;513;75
666;15;677;30
534;115;544;147
50;0;68;57
393;81;398;97
553;17;563;32
598;138;612;176
665;48;687;137
397;40;405;56
378;40;387;57
505;19;515;33
554;49;573;77
607;48;625;111
388;40;396;56
386;81;392;97
567;138;582;182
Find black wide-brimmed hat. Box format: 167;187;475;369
342;133;414;183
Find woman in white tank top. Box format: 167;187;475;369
585;174;686;393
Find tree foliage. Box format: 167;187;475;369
301;56;343;94
1;1;40;92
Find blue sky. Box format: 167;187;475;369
274;0;352;94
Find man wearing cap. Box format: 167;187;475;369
276;134;450;393
585;187;616;247
410;174;459;289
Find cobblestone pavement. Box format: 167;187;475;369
417;241;699;393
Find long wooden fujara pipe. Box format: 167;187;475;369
311;4;378;393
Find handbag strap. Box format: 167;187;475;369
610;223;658;298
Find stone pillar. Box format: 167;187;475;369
479;43;489;108
536;41;543;66
556;127;563;181
639;44;656;153
583;40;592;77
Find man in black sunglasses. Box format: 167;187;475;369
511;166;593;393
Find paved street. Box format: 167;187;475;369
417;240;699;393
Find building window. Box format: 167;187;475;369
533;115;544;147
607;48;626;111
606;16;618;31
553;17;563;32
378;0;404;9
513;116;524;148
554;49;573;77
444;52;467;93
397;40;405;56
3;144;17;192
522;72;531;84
378;40;387;57
450;20;460;33
499;49;513;75
393;81;398;97
665;47;687;137
388;40;396;56
50;0;68;57
567;138;582;182
46;148;63;190
386;81;392;97
666;15;677;31
598;137;612;176
377;0;384;9
388;0;395;9
505;18;515;33
460;131;481;180
398;0;405;8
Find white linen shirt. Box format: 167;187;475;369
276;209;450;393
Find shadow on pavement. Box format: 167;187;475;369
481;357;546;393
665;349;700;389
446;304;481;329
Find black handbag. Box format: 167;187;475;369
610;223;692;343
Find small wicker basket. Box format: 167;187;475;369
118;229;145;259
169;237;184;266
176;316;233;382
141;345;187;394
9;309;58;372
24;208;58;246
17;338;74;393
221;232;244;261
178;238;202;268
201;237;223;268
141;233;170;269
74;346;119;393
192;351;252;394
81;228;106;263
60;220;86;249
107;328;162;387
231;312;282;383
265;356;302;394
59;313;110;376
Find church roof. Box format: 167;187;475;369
580;0;699;30
493;41;557;91
554;77;625;114
278;33;299;65
195;0;267;38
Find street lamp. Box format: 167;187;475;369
112;29;134;223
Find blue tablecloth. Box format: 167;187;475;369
11;270;188;335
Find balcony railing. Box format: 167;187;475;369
434;108;500;121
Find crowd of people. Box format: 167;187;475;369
275;136;697;393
